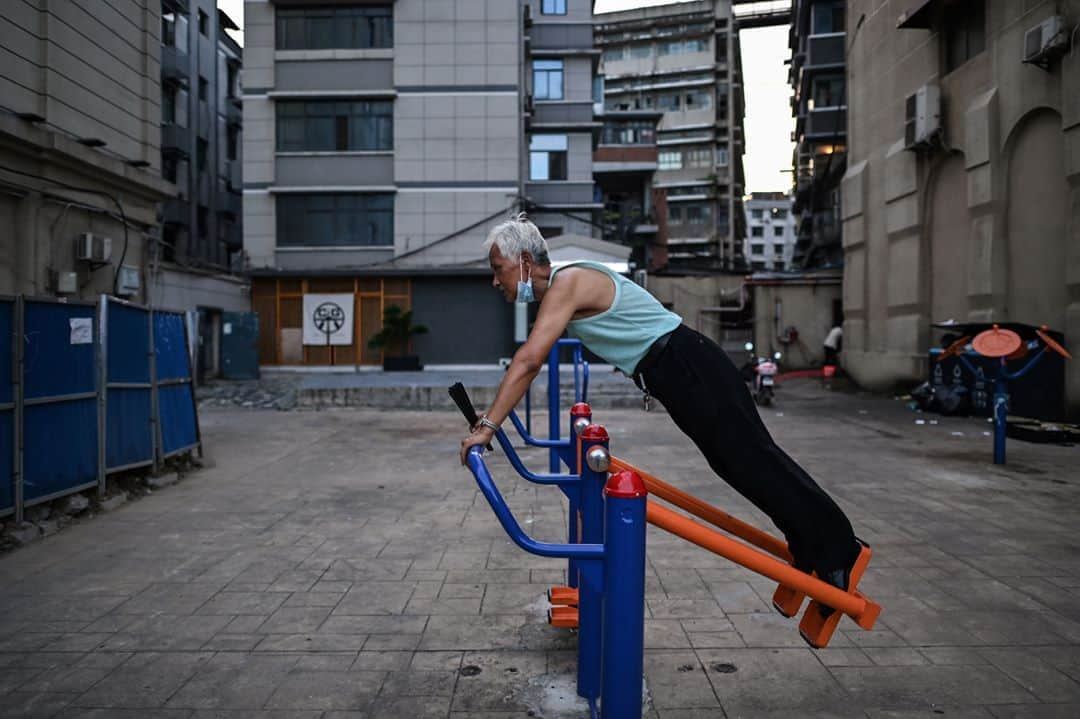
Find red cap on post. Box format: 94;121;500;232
605;470;647;499
570;402;591;416
580;424;608;442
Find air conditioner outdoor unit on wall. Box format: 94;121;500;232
1023;15;1067;68
75;233;112;263
903;83;941;151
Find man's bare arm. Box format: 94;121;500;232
483;272;581;427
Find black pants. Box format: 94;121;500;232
824;346;839;366
637;325;857;574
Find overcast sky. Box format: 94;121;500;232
216;0;793;194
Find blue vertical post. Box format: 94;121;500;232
993;359;1008;465
548;343;560;472
576;421;607;703
601;469;647;719
566;403;592;591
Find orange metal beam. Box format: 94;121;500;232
645;501;879;628
610;456;793;563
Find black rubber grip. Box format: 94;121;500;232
448;382;493;451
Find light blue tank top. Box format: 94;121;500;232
549;261;683;374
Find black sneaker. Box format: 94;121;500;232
818;540;865;618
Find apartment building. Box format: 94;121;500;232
158;0;248;379
842;0;1079;415
243;0;601;366
789;0;846;269
0;2;173;303
744;192;797;272
594;0;746;272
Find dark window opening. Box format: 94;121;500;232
276;193;394;247
944;0;985;72
276;100;393;152
276;5;393;50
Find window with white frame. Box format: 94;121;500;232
668;205;682;224
658;150;682;170
716;147;729;167
533;59;564;100
530;135;568;180
685;147;711;168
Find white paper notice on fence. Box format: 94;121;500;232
69;317;92;344
223;322;233;335
302;293;354;346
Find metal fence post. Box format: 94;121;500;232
601;469;647;719
13;295;23;525
97;296;108;497
577;421;608;704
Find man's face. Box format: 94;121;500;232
489;246;525;303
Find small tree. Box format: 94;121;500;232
367;305;428;357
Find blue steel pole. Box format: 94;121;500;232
601;469;647;719
548;343;560;472
993;370;1008;465
576;421;608;703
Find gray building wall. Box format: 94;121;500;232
842;0;1080;416
0;4;173;302
411;276;517;363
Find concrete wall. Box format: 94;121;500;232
150;268;250;314
842;0;1080;415
649;273;744;344
750;280;842;368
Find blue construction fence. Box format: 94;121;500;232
0;295;201;523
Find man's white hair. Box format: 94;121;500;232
483;212;551;265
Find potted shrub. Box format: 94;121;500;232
368;305;428;371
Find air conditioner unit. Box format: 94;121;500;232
1023;15;1067;67
903;83;941;151
75;233;112;263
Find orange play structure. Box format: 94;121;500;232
592;456;882;648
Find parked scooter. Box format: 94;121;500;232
743;342;782;406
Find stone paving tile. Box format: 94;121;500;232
56;708;195;718
986;705;1080;718
166;653;300;710
72;651;213;708
699;647;851;714
828;664;1038;707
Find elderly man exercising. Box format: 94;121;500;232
459;215;864;606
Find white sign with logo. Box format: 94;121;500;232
302;294;354;346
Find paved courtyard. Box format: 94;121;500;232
1;380;1079;718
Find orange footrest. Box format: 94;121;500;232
548;586;579;606
548;605;579;628
799;542;879;648
772;581;808;618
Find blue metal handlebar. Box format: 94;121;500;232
493;429;578;485
466;447;603;560
508;409;571;448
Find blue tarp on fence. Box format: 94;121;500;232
154;311;199;456
105;300;153;471
0;298;14;514
22;300;98;504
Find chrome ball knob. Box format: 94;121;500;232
585;445;610;473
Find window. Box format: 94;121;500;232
717;85;729;117
529;135;568;181
774;245;784;255
658;93;681;111
196;139;208;172
277;193;394;247
162;155;179;183
162;12;188;53
602;47;624;63
812;75;845;108
751;243;764;255
752;261;766;270
542;0;567;15
227;126;239;161
685;204;711;225
944;0;985;73
716;147;729;167
537;226;563;239
629;43;652;59
198;76;208;102
685;148;711;168
277;100;393;152
668;205;682;224
602;121;655;145
772;207;788;219
276;5;393;50
533;60;564;100
593;75;604;104
751;209;763;220
198;10;208;36
751;226;764;237
812;1;844;34
197;205;208;238
227;63;240;100
684;90;711;110
163;86;177;124
774;226;784;237
658;150;682;170
660;38;708;56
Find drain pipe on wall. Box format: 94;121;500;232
697;284;748;334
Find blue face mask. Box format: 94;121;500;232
516;261;535;304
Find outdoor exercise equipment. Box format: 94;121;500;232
515;338;589;472
452;386;883;714
938;324;1072;464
